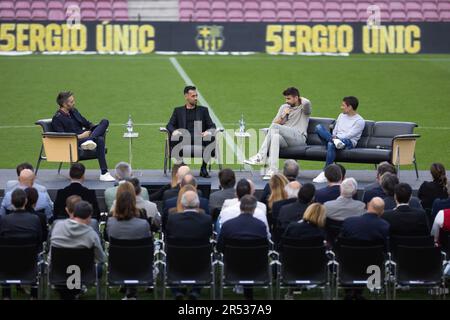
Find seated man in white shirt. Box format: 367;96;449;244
313;96;365;183
217;179;269;236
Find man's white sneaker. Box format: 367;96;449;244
100;172;115;182
313;171;327;183
244;154;265;166
263;169;275;180
81;140;97;151
333;138;345;150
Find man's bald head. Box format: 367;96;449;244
181;174;197;188
177;165;191;183
285;181;301;198
19;169;35;188
181;190;200;210
368;197;385;216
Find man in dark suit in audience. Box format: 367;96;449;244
382;183;429;236
217;195;267;300
314;164;342;204
166;86;216;178
362;162;397;195
53;163;100;221
0;188;42;300
260;159;300;205
275;183;315;243
340;197;389;244
209;168;236;214
165;190;212;300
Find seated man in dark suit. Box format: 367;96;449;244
217;195;268;300
382;183;429;236
52;91;114;181
162;174;209;230
166;86;216;178
275;183;315;244
362;162;397;195
0;188;42;300
209;168;236;214
53;163;100;222
165;191;213;300
314;164;342;204
340;197;389;244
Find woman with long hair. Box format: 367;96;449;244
418;163;448;210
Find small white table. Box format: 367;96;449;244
234;131;252;173
123;131;140;175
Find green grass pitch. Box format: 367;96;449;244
0;54;449;172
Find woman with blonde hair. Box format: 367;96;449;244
282;203;326;241
267;173;289;210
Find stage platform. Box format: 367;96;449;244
0;168;440;213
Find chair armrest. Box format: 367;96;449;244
392;134;421;141
42;132;77;138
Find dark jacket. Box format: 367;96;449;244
382;205;430;236
166;105;216;135
383;196;423;211
432;197;450;220
283;220;326;241
53;182;100;220
340;213;389;243
162;196;210;231
418;181;448;211
0;210;42;243
363;186;385;204
165;210;212;243
315;185;340;204
52;108;93;134
276;200;310;235
217;214;267;252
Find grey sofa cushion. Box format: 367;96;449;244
367;121;417;149
305;117;335;146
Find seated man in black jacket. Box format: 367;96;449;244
52;91;114;181
53;163;100;225
0;189;42;300
166;86;216;178
382;183;429;236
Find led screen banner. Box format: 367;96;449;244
0;21;449;54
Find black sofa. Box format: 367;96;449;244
277;117;420;177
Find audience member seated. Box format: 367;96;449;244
275;183;315;243
106;181;151;300
282;203;326;242
260;159;300;205
150;164;182;201
314;164;342;204
162;165;191;201
271;181;301;228
340;197;389;244
105;162;150;211
432;189;450;220
24;187;48;244
209;168;236;213
165;191;212;300
218;195;267;300
383;183;429;237
1;169;53;219
324;178;365;222
218;179;269;235
267;174;289;215
418;163;448;211
431;207;450;243
128;177;161;230
6;162;50;196
0;189;42;300
49;201;106;300
53;163;100;221
380;173;423;210
362;161;397;194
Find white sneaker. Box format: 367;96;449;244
313;171;327;183
263;169;275;180
244;154;265;166
81;140;97;150
100;172;115;182
333;138;345;150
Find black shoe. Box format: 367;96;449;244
199;166;210;178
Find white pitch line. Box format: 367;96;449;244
169;56;241;162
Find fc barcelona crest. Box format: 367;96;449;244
196;25;225;52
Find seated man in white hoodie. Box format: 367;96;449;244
49;200;105;299
217;179;269;236
313;96;365;183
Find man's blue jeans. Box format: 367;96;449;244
314;124;353;169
